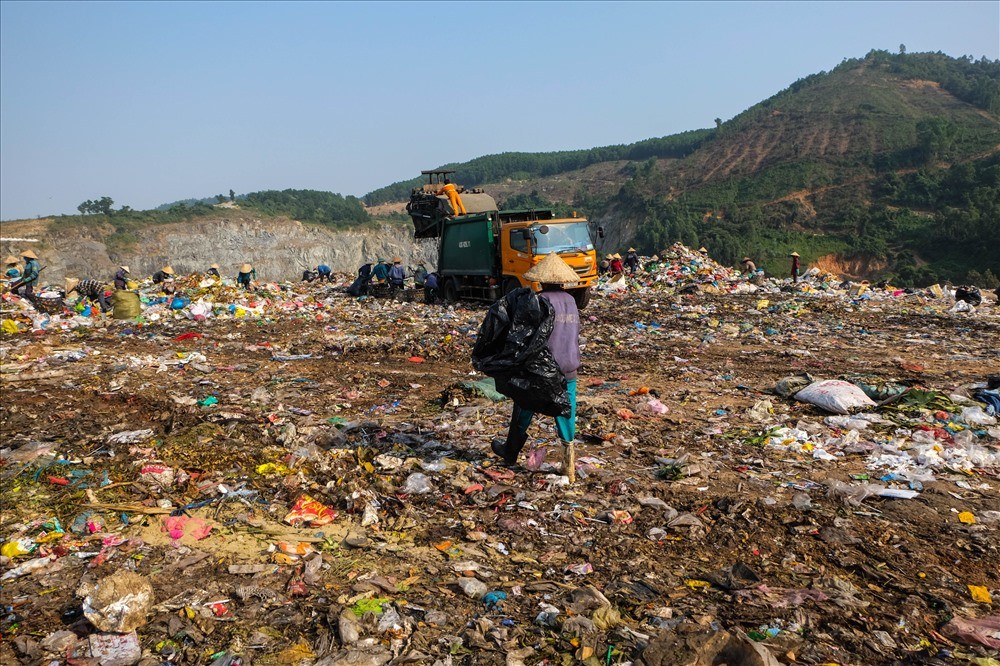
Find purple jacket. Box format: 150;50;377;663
540;290;580;380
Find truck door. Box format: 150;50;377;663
503;226;532;287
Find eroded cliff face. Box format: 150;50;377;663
0;216;438;283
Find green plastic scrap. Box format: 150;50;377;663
461;378;508;402
351;597;390;616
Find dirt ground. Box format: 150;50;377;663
1;284;998;665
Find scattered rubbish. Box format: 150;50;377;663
77;570;155;633
940;615;1000;649
2;245;998;666
283;494;337;527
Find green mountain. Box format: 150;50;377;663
367;50;1000;285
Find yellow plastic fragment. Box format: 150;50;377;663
256;462;291;476
968;585;992;604
958;511;976;524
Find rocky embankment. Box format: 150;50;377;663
0;215;437;283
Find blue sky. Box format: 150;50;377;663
1;1;997;220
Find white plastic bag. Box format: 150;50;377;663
793;380;876;415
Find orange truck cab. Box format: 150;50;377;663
497;209;598;308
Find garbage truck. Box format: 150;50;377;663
406;170;600;308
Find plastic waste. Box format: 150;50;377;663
644;397;670;414
400;472;433;494
77;570;154;632
0;554;56;580
85;631;142;666
106;429;154;445
940;615;1000;649
962;406;997;426
793;379;877;414
456;577;488;599
791;492;812;510
338;607;361;644
283;494;338;527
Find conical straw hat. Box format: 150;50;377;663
120;265;130;272
392;256;402;263
210;263;220;269
698;247;708;253
523;253;579;284
64;277;80;293
21;249;38;259
162;265;175;275
240;263;253;273
789;252;800;257
4;255;19;265
741;257;752;263
628;247;636;252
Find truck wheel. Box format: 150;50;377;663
442;278;458;303
573;288;591;310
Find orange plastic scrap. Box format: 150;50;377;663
617;408;636;420
628;387;650;396
283;494;337;527
276;541;315;556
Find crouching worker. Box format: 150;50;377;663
237;263;256;290
66;277;111;312
424;271;439;304
477;254;581;473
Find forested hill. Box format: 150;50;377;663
362;129;714;206
367;50;1000;285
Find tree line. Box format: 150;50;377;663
363;129;714;206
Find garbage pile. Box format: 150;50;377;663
595;244;1000;315
2;259;999;666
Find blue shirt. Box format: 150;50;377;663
22;259;40;284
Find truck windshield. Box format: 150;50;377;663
530;222;593;255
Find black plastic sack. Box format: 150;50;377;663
347;275;368;297
955;285;982;306
471;288;570;417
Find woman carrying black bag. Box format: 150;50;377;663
474;253;581;472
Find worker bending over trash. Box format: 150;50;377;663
114;265;130;290
237;263;256;290
152;265;175;284
4;255;21;280
66;277;111;312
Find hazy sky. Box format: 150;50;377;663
1;1;997;220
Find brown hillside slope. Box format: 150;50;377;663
672;64;1000;188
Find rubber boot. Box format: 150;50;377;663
491;409;529;465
